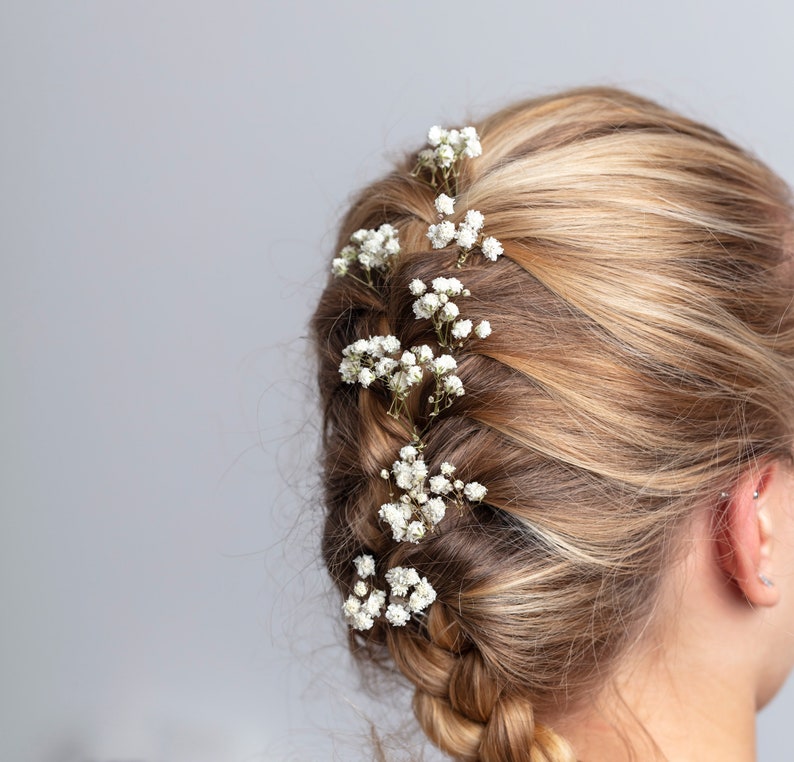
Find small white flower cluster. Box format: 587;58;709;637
343;554;387;631
332;224;400;283
343;555;437;631
338;333;469;419
428;194;503;267
384;566;437;626
410;276;492;349
378;446;488;543
412;125;482;197
418;125;482;170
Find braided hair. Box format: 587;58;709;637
311;87;794;761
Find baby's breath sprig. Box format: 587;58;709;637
410;276;492;349
384;566;437;626
343;554;387;631
428;194;504;268
332;224;400;289
412;125;482;196
378;447;488;544
338;335;468;426
343;555;438;630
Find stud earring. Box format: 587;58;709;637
758;573;774;588
753;490;759;500
719;491;729;499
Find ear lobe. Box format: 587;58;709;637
713;465;780;607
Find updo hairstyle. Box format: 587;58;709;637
311;87;794;761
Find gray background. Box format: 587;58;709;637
2;2;793;760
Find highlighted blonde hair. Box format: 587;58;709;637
311;88;794;761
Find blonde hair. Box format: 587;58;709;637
311;88;794;761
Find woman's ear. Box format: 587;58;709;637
713;462;781;607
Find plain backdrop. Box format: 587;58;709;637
2;2;794;760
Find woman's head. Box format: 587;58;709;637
311;87;794;761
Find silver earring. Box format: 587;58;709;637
753;490;759;500
719;491;729;499
758;573;774;588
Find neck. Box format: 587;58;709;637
555;648;757;762
554;508;763;762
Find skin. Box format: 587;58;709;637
556;461;794;761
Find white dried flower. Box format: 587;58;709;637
427;125;444;147
455;224;478;250
413;344;434;364
385;603;411;626
386;566;421;597
435;144;455;168
360;231;384;255
427;220;456;249
353;554;376;578
375;357;398;377
351;611;374;631
363;589;386;617
384;237;400;255
357;368;376;387
432;276;464;295
343;596;361;618
405;521;426;543
464;210;484;232
331;258;349;276
379;502;407;541
460;126;482;158
400;444;418;461
400;350;417;367
481;236;503;261
353;580;368;597
409;278;427;296
451;319;473;339
381;335;401;354
431;354;457;374
475;320;492;339
439;301;460;322
429;475;453;495
417;147;434;165
443;375;465;396
390;365;423;393
435;194;456;216
380;468;390;479
338;357;359;383
408;578;437;612
422;496;446;524
440;462;456;476
392;462;415;491
413;292;441;319
464;481;487;502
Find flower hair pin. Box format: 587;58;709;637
343;554;437;631
331;223;400;287
412;125;482;196
332;122;500;631
378;445;487;544
428;194;504;267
